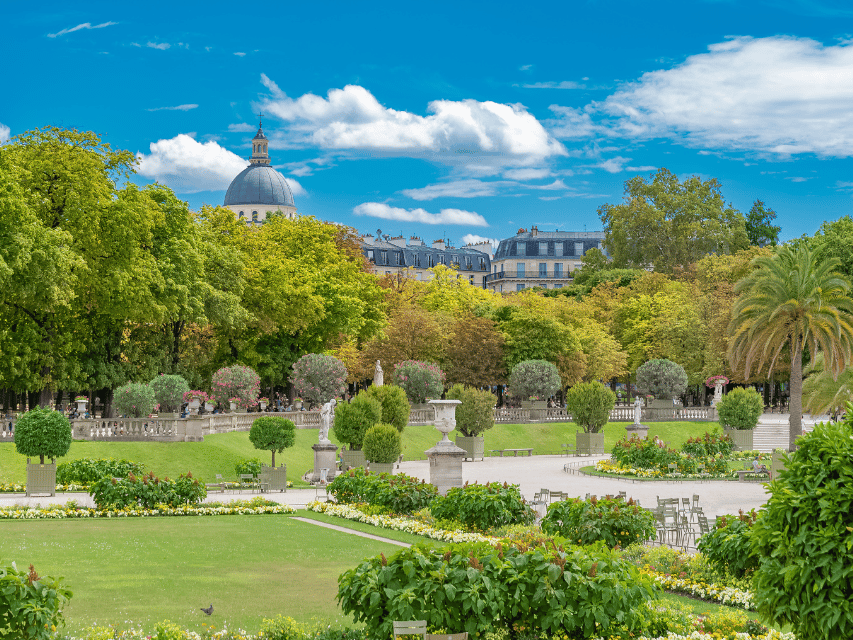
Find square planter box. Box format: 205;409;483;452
260;465;287;492
771;451;787;481
456;436;485;461
368;462;394;474
724;428;754;451
576;432;605;455
341;449;366;470
26;461;57;497
520;400;547;410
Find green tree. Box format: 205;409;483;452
716;387;763;430
364;384;410;433
445;384;496;437
565;382;616;433
362;423;402;464
13;406;72;464
333;393;382;450
729;245;853;450
248;416;295;467
745;199;780;247
807;215;853;281
444;314;506;387
598;168;749;273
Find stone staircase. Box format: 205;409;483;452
752;414;822;451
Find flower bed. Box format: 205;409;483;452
307;501;496;544
648;570;755;609
594;459;728;480
0;482;89;493
0;499;295;520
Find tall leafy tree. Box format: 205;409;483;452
807;215;853;280
598;168;749;273
728;245;853;450
745;199;780;247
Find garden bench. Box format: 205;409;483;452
503;448;533;456
560;443;576;456
734;469;765;482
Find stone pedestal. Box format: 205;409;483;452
184;416;204;442
426;399;465;495
625;422;649;440
311;443;339;484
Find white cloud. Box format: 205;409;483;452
146;104;198;112
547;106;601;139
353;203;488;226
285;176;306;197
136;134;248;193
0;122;10;143
529;179;567;190
147;42;170;50
234;52;246;57
461;234;499;250
519;64;533;71
503;168;551;180
401;179;507;200
47;21;117;38
228;123;255;132
520;81;584;89
259;82;566;166
786;176;812;182
595;36;853;157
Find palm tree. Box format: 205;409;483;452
728;245;853;450
802;353;853;419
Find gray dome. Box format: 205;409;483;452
224;164;295;207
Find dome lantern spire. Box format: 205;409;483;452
250;111;271;166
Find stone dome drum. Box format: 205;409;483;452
224;165;295;208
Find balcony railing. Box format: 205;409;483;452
485;271;572;282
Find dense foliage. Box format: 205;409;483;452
56;458;145;485
445;384;496;437
565;381;616;433
327;468;437;514
635;359;688;398
541;496;656;549
507;359;561;399
716;387;763;430
364;384;410;433
234;458;263;478
751;417;853;639
362;422;402;464
210;365;260;409
333;393;382;449
430;482;535;531
147;374;189;413
113;382;156;418
89;471;206;509
697;510;758;578
0;561;73;640
13;407;72;464
392;360;445;404
681;431;734;457
337;540;657;639
248;416;295;467
290;353;347;408
609;435;728;476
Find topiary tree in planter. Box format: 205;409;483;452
717;386;763;450
290;353;348;409
507;359;561;403
566;382;616;454
365;384;410;433
392;360;445;405
15;407;73;497
113;382;156;418
148;374;190;415
333;393;382;469
635;359;687;404
446;383;496;461
362;422;402;472
210;364;260;410
249;416;295;467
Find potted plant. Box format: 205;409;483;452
705;375;730;406
446;384;495;461
294;397;303;410
229;397;241;412
204;399;215;412
113;382;156;418
635;359;687;410
14;406;72;497
210;364;260;411
362;422;402;474
249;416;295;491
290;353;348;408
566;382;616;455
183;390;208;415
333;393;382;469
74;395;88;413
508;360;561;412
148;374;190;417
258;396;269;411
392;360;445;409
716;387;763;450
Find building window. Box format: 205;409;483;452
381;251;388;264
555;242;563;257
517;242;526;256
539;263;547;278
554;263;563;278
539;242;548;256
396;252;402;265
517;263;525;278
575;242;584;256
554;283;563;289
516;284;525;291
367;249;374;260
252;211;258;223
416;272;422;280
428;255;434;267
466;257;472;269
238;211;244;218
469;275;474;284
415;254;421;267
385;271;391;275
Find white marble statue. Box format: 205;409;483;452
633;396;643;424
319;398;336;444
374;360;384;386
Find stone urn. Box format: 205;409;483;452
75;398;88;413
188;399;201;415
259;401;268;411
712;382;724;406
229;401;237;412
425;399;465;495
204;401;215;412
295;400;303;410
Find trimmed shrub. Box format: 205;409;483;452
0;561;72;640
328;467;437;514
89;471;206;509
445;384;496;437
612;435;679;469
337;541;658;639
392;360;445;404
249;416;295;467
681;431;734;457
716;387;763;430
56;458;145;485
13;407;73;464
507;359;561;399
210;364;260;409
635;358;687;399
147;374;189;413
364;385;410;433
113;382;156;418
751;417;853;639
333;394;382;450
697;509;758;578
565;381;616;433
362;423;402;464
290;353;348;408
430;482;535;531
541;496;656;549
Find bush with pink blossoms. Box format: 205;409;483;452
392;360;445;404
290;354;348;408
210;364;260;409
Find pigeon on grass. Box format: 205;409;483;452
201;604;214;616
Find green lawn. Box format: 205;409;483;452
0;420;720;485
1;515;405;636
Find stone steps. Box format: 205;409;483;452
752;420;815;452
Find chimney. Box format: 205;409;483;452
389;235;407;248
409;235;423;246
531;225;539;237
432;239;445;250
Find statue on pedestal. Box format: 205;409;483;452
319;398;336;444
633;396;643;425
374;360;384;386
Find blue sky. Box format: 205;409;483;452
4;0;853;248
